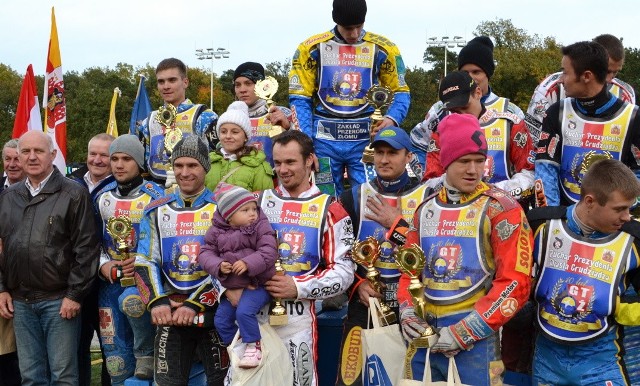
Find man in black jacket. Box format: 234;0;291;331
0;130;100;385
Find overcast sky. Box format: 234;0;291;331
3;0;639;78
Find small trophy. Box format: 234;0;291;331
351;237;397;326
106;216;136;287
362;85;394;163
254;76;283;137
269;258;288;325
394;244;438;347
155;104;182;155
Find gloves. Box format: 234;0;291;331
400;307;430;343
165;170;176;188
431;326;463;357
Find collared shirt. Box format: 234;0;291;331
3;177;10;189
25;169;55;197
83;171;110;193
220;148;238;161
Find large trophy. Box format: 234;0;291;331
362;85;394;163
394;244;438;347
106;216;136;287
254;76;283;138
351;237;397;326
155;104;181;155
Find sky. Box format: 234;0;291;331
2;0;639;78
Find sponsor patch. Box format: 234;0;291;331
500;297;519;317
340;327;362;384
121;294;145;318
99;307;115;337
495;219;519;241
106;355;125;376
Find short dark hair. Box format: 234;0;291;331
156;58;187;78
272;130;315;160
593;34;625;62
562;41;608;84
581;159;640;205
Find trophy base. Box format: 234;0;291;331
269;314;288;326
269;126;284;138
120;277;136;287
412;331;439;348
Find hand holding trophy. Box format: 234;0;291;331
269;231;288;325
394;244;438;347
254;76;283;138
351;237;397;326
106;216;136;287
362;85;394;164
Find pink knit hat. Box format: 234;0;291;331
438;113;487;170
214;182;257;221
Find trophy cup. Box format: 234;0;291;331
269;258;288;325
106;216;136;287
351;237;397;326
155;103;182;155
362;85;394;163
254;76;283;138
394;244;438;347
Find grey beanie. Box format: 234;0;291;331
109;134;144;169
171;135;211;172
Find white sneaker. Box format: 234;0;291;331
238;342;262;369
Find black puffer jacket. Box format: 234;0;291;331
0;168;99;303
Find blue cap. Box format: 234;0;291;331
371;126;411;150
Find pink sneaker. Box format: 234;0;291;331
239;342;262;369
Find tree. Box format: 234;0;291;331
0;64;23;146
619;47;640;96
474;19;562;108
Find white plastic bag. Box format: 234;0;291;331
397;349;469;386
226;322;294;386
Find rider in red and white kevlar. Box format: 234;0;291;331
260;130;355;386
386;114;533;385
525;34;636;145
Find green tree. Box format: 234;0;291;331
619;47;640;94
403;66;439;130
0;64;23;146
474;19;562;108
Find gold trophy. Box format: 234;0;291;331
106;216;136;287
362;85;394;163
269;258;288;325
351;237;397;326
155;104;182;155
394;244;438;347
254;76;283;137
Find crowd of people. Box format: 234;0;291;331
1;0;640;385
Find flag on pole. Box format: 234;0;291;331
12;64;43;139
106;87;121;137
43;7;67;172
129;75;152;138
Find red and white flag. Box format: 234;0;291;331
12;64;43;138
43;7;67;172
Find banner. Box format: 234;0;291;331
106;87;121;137
12;64;43;138
43;7;67;172
129;74;152;138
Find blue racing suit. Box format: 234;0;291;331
534;90;640;207
95;180;163;385
289;26;410;196
139;99;218;182
135;189;228;386
528;205;640;385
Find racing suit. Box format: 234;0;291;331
534;87;640;206
528;205;640;385
258;184;355;386
289;27;410;196
336;174;430;386
139;99;218;182
417;100;534;204
388;182;533;385
136;189;228;386
246;98;294;166
95;180;163;384
410;89;525;174
525;71;636;145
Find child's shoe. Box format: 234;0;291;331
238;341;262;369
